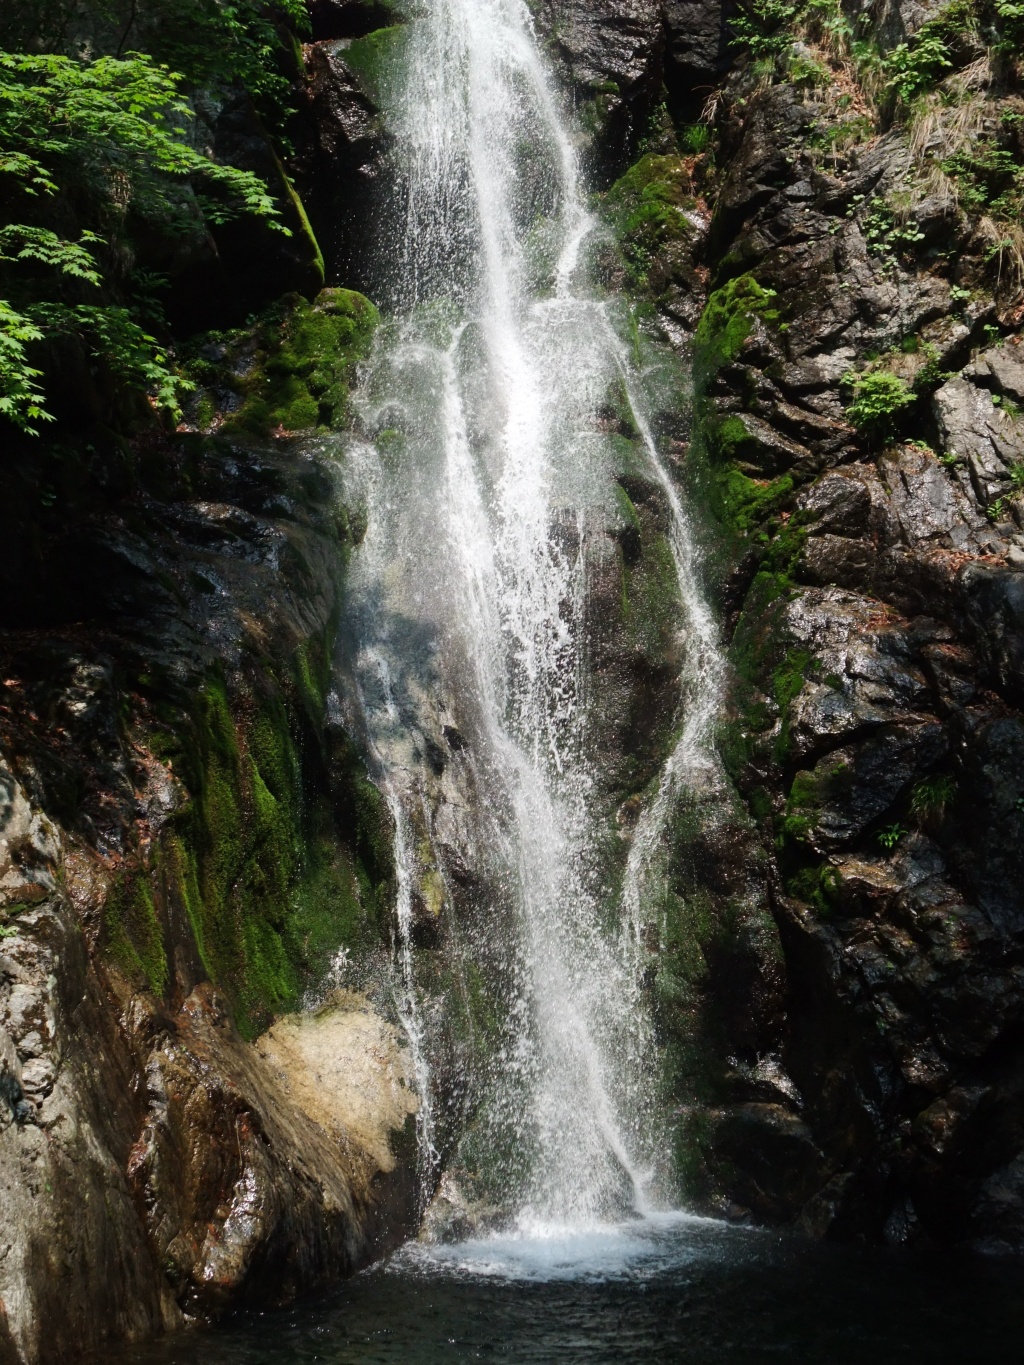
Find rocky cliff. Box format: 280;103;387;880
0;7;418;1359
2;0;1024;1360
576;0;1024;1251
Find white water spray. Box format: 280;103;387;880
343;0;724;1231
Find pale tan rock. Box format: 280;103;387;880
255;992;418;1179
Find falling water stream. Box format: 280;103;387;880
342;0;723;1232
109;6;1024;1360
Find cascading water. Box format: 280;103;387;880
341;0;724;1233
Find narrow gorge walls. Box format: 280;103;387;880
3;2;1024;1362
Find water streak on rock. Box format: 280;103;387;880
344;0;721;1228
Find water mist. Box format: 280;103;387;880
340;0;723;1233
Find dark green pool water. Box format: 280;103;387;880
116;1215;1024;1363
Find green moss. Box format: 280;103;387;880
605;154;696;290
708;461;794;536
184;289;379;437
343;25;410;106
781;759;850;845
614;481;642;531
119;648;389;1034
773;647;814;712
715;573;811;783
782;769;821;843
694;274;780;392
104;875;169;996
786;861;842;915
294;633;331;724
621;529;682;658
271;148;325;290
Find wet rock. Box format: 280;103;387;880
301;42;385;170
792;721;946;851
0;900;171;1365
799;534;875;590
420;1172;508;1243
664;0;734;113
798;469;872;537
536;0;665;167
702;1103;831;1222
932;377;1024;511
0;427;411;1359
127;986;417;1316
877;445;989;553
677;42;1024;1249
309;1;401;41
961;566;1024;701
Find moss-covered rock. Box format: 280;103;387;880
342;23;410;107
102;646;395;1038
182;288;379;437
693;273;780;392
605;152;701;295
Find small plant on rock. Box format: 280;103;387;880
843;369;917;433
860;196;926;267
682;123;712;155
730;0;803;61
877;823;909;850
910;775;957;826
883;1;977;105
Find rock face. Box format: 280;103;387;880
3;3;1024;1359
604;0;1024;1248
0;429;414;1362
536;0;666;171
663;0;735;114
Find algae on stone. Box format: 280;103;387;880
182;288;379;437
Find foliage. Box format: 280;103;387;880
883;2;975;104
33;303;187;413
993;0;1024;53
0;301;48;432
884;34;954;103
728;0;864;78
910;775;957;825
182;289;379;435
877;822;908;849
941;143;1024;217
730;0;803;60
912;341;954;392
842;368;917;430
809;115;875;162
605;155;696;290
0;49;284;432
0;1;310;128
682;123;712;155
854;195;925;267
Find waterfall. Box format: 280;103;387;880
341;0;723;1232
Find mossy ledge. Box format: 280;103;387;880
181;288;379;438
104;652;394;1038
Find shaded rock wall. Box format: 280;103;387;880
585;0;1024;1249
0;427;417;1364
